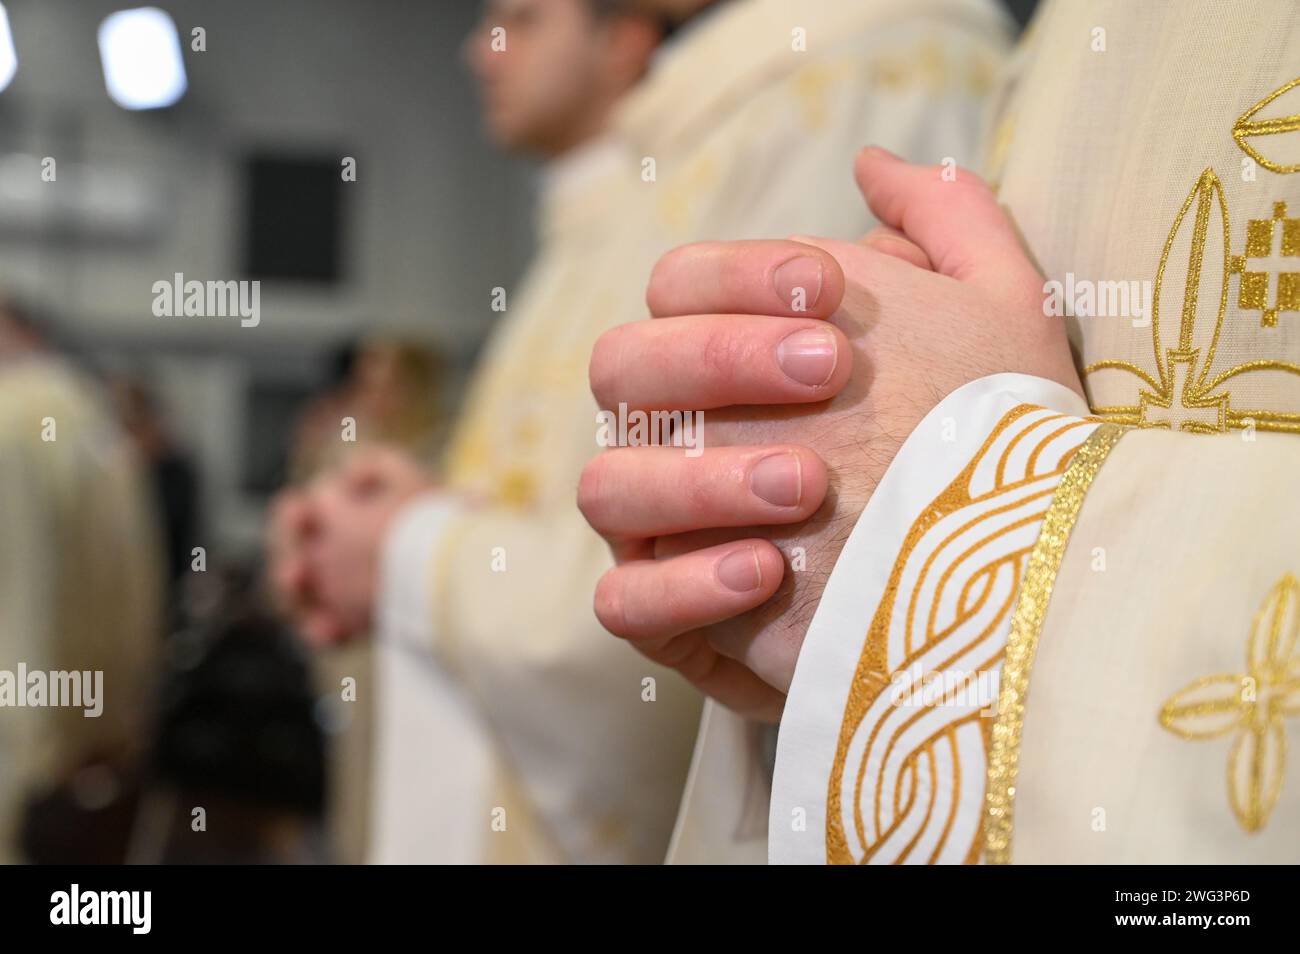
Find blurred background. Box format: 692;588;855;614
0;0;532;554
0;0;1039;865
0;0;536;866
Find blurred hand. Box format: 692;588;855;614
267;488;333;644
267;446;437;645
579;147;1081;721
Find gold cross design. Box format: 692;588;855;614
1229;201;1300;328
1159;574;1300;833
1138;349;1230;432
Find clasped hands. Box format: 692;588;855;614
578;147;1082;722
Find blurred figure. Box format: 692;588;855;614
289;339;447;482
277;0;688;865
274;0;1010;864
469;0;660;155
0;297;163;862
276;337;448;863
110;375;202;621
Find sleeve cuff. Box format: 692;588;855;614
377;491;462;654
769;372;1097;864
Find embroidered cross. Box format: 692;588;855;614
1159;574;1300;833
1230;201;1300;328
1138;349;1230;432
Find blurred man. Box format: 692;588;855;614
276;0;1011;863
0;299;162;862
275;0;682;864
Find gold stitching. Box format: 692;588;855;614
983;423;1125;864
1157;574;1300;832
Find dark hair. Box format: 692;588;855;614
0;294;54;344
587;0;680;38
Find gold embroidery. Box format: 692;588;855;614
1083;168;1300;434
868;39;946;94
1157;573;1300;833
657;155;719;234
983;423;1125;865
826;407;1100;865
1233;76;1300;175
1228;201;1299;327
793;64;842;133
1084;76;1300;433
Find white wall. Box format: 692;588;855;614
0;0;534;349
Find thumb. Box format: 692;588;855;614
852;147;1041;292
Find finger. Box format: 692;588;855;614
853;146;1040;290
647;240;845;319
269;492;314;548
298;608;348;648
340;446;419;496
593;540;785;642
590;314;851;412
267;495;315;599
638;630;786;723
857;225;932;270
578;445;827;539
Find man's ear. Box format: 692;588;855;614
603;15;663;90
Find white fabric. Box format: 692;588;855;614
367;640;496;864
0;358;160;862
377;492;460;653
368;492;492;863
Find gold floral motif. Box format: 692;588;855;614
1233;76;1300;175
1158;574;1300;833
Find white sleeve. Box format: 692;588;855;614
769;373;1096;864
376;492;462;654
369;491;507;863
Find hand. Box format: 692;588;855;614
579;147;1081;721
267;488;335;645
267;446;437;645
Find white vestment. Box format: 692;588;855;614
754;0;1300;863
0;358;160;862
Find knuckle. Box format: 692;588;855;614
699;323;743;380
592;571;628;637
588;326;626;407
576;454;613;527
954;167;993;194
682;460;722;520
646;243;697;310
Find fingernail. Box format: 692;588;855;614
776;328;838;387
773;256;823;312
749;452;802;507
717;547;762;592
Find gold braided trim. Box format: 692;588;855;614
983;423;1126;864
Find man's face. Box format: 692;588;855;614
465;0;616;156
